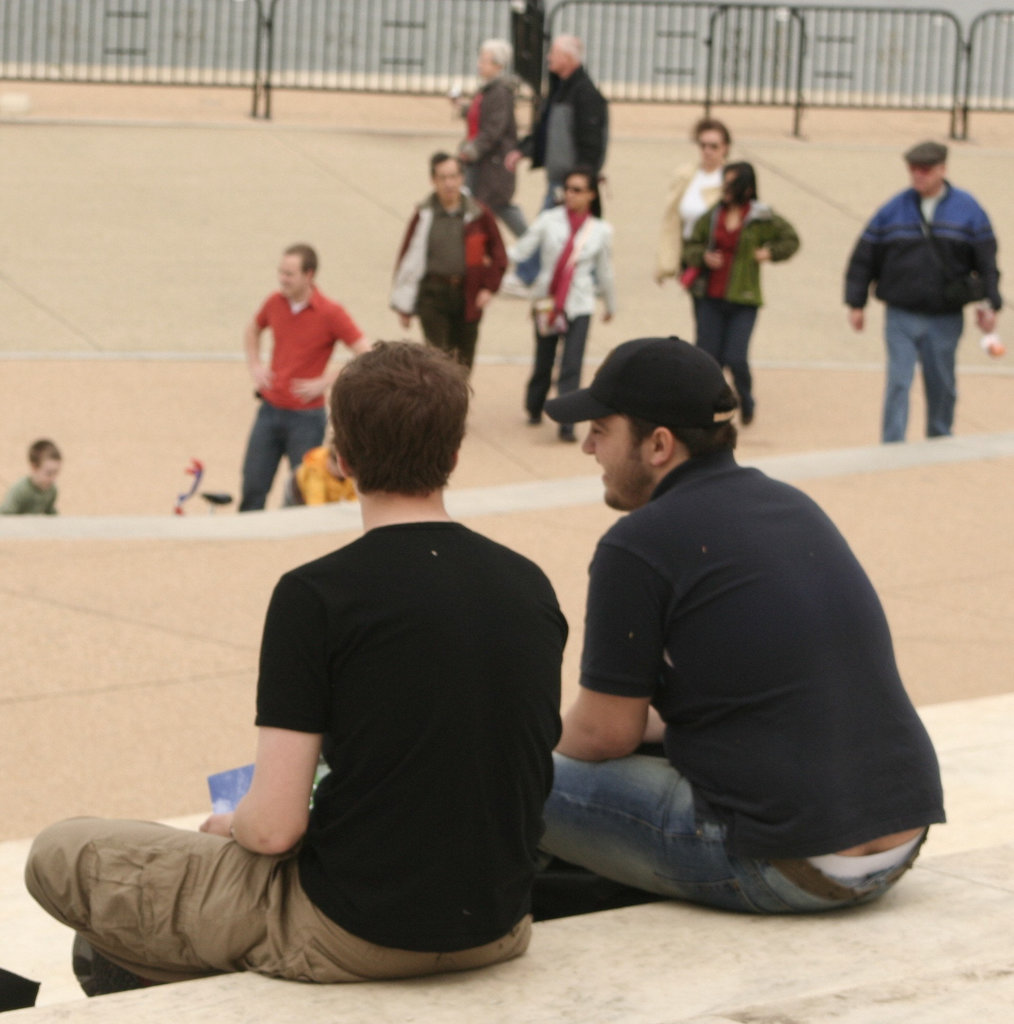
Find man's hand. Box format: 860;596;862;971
250;364;273;391
847;308;865;332
504;150;522;173
602;311;613;323
397;312;412;330
290;375;328;401
475;288;493;310
976;305;998;333
199;812;234;838
754;246;772;263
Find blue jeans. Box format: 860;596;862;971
883;306;964;443
240;400;326;512
526;314;590;421
695;298;759;418
514;181;561;285
542;753;921;914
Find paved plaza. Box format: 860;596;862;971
0;83;1012;1017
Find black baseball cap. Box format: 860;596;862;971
544;336;735;429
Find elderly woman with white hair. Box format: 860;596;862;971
455;38;527;238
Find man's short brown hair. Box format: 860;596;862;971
330;342;469;495
28;439;61;466
284;243;317;275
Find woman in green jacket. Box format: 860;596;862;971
683;162;799;425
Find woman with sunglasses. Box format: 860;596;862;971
655;118;732;297
682;161;799;426
508;167;616;442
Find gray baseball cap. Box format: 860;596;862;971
904;141;947;166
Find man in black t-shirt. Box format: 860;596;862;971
26;343;566;991
538;336;943;913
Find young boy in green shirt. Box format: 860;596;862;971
1;439;62;515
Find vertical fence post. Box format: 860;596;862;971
250;0;279;120
703;6;723;119
791;8;806;138
512;0;547;127
958;16;979;142
250;0;265;117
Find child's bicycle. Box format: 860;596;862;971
173;459;233;514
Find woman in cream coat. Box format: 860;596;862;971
508;167;616;442
655;118;732;327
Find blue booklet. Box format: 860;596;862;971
207;764;255;813
207;759;331;813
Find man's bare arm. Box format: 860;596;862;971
201;727;321;854
244;318;273;391
556;689;652;762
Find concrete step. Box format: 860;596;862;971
3;841;1013;1022
3;692;1013;1020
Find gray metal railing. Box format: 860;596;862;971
0;0;258;86
960;9;1014;137
0;1;1012;138
547;2;968;135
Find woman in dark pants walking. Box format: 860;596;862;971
508;167;616;442
683;162;799;425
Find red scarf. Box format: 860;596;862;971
548;210;590;317
466;93;482;140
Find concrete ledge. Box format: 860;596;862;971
5;693;1014;1020
5;843;1014;1023
3;433;1013;541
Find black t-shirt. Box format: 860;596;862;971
255;522;566;951
582;452;944;859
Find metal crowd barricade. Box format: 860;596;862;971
960;9;1014;139
795;5;963;138
546;1;967;137
0;0;258;87
542;0;716;103
0;1;1012;138
238;0;515;118
703;4;806;134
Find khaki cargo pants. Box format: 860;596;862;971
24;817;531;984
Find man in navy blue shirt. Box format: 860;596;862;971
540;336;944;914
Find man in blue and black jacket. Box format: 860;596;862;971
845;140;1001;443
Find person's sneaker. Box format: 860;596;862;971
527;412;542;426
558;425;577;443
72;934;153;997
499;271;532;299
741;408;755;426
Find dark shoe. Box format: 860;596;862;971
741;408;755;426
527;412;542;426
72;934;152;997
558;425;577;443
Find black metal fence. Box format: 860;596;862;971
0;0;259;86
547;2;975;136
961;9;1014;136
1;1;1012;137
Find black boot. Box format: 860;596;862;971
72;935;153;997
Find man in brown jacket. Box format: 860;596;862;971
391;152;507;372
